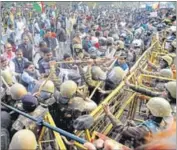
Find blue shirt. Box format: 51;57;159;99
21;72;36;93
39;58;59;76
114;61;129;71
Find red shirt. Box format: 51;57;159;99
94;43;100;49
86;16;92;21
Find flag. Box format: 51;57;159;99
93;3;97;9
78;2;82;5
152;2;160;10
33;2;45;13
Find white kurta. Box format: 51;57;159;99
16;21;25;43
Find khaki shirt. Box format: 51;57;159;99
79;65;100;88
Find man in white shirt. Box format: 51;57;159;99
15;17;25;44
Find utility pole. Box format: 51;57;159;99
70;1;72;12
139;1;141;9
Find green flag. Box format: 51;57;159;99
33;2;42;12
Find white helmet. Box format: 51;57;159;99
170;26;176;33
132;39;141;47
9;129;37;150
146;97;172;117
165;81;176;99
159;69;173;78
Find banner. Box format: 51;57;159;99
93;3;97;9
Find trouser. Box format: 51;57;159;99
59;41;65;57
70;44;74;57
34;34;41;46
52;49;57;58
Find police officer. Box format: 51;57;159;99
105;37;116;57
9;129;38;150
32;79;60;149
1;83;28;125
48;80;78;133
4;83;28;109
79;62;106;104
51;80;97;133
103;97;173;148
105;66;125;90
126;80;176;113
132;39;144;57
79;60;126;101
1;110;12;150
33;80;56;109
11;94;47;137
141;55;173;78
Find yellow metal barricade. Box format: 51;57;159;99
137;74;175;91
38;112;66;150
73;32;172;147
73;31;175;148
149;52;167;64
106;93;149;140
75;40;158;138
144;51;176;79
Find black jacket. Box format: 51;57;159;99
18;43;33;62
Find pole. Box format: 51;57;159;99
1;102;87;144
54;56;121;65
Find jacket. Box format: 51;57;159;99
44;37;57;50
57;28;67;42
18;43;33;62
12;57;28;74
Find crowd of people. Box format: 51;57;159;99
1;2;176;150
